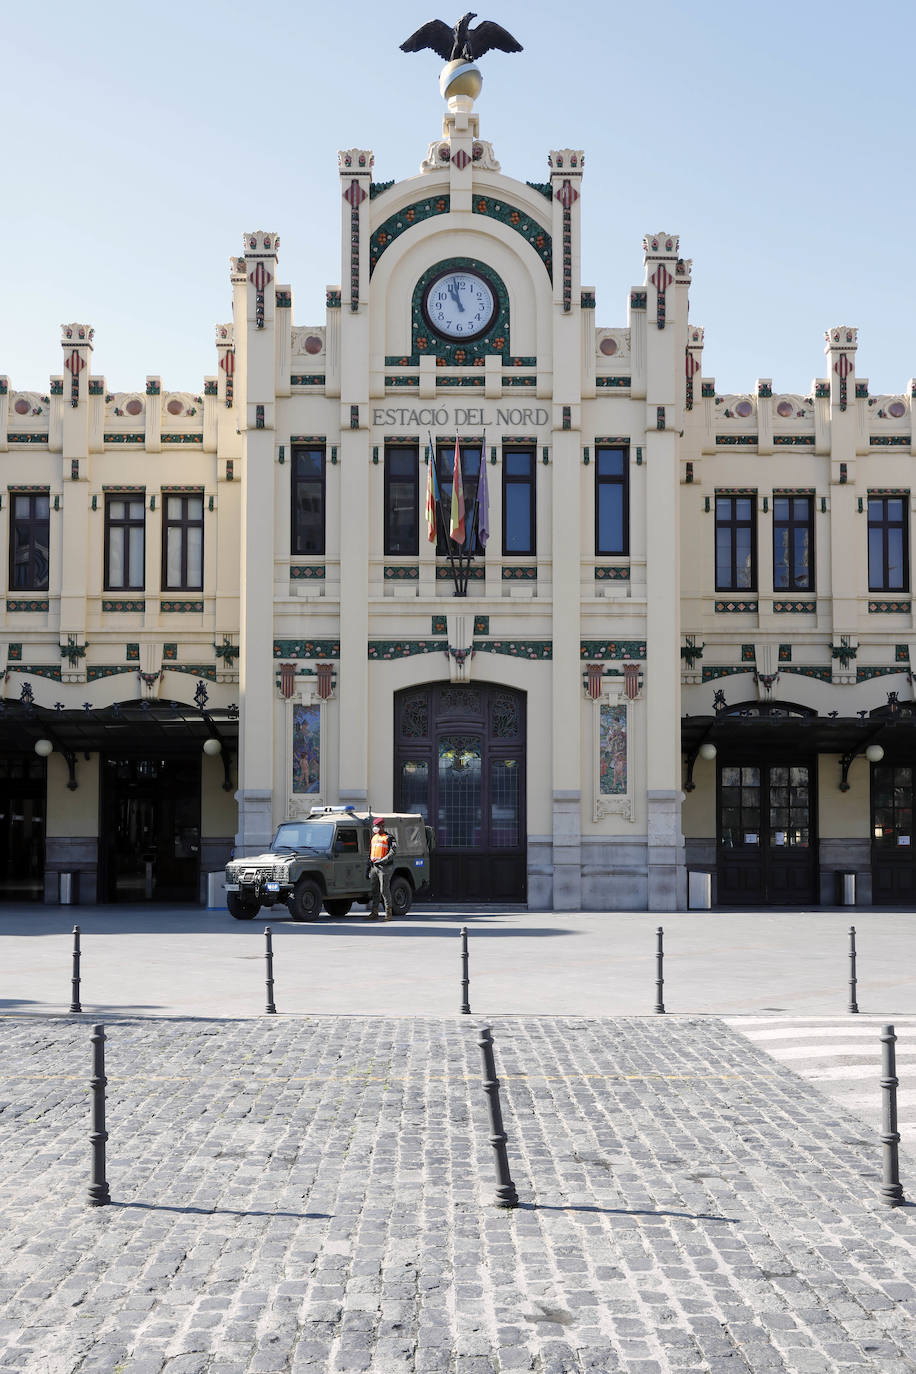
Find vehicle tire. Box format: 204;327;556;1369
324;899;352;917
227;892;259;920
390;875;413;918
290;878;323;922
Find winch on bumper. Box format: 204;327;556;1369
225;865;291;907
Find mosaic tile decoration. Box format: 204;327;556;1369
630;292;647;310
868;601;911;613
471;196;552;278
87;665;135;682
740;644;755;662
773;600;817;613
369;196;451;276
160;434;203;445
715;435;758;446
290;566;326;580
6;600;49;612
781;666;832;682
431;616;448;635
6;643;22;661
162;644;178;661
579;640;647;660
6;434;49;444
292;703;320;795
103;434;144;445
870;436;911;446
160;601;204;613
599;702;627;796
473;616;489;635
856;666;904;682
773;436;816;446
368;641;447;659
701;666;753;682
101;600;146;613
436;566;485;580
291;376;326;387
166;665;217;681
7;663;61;681
779;644;792;662
474;640;552;659
126;644;140;661
896;644;910;662
408;258;511;365
502;566;537;580
384;566;420;580
594;567;630;580
273;640;341;659
595;377;632;389
714;601;758;613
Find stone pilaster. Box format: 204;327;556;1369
825;327;861;637
58;324;93;641
236;231;281;854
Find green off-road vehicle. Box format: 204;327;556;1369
224;806;433;921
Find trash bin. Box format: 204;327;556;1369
207;871;227;910
837;871;856;906
688;871;712;910
59;872;79;905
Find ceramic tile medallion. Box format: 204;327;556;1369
292;703;320;795
599;703;627;796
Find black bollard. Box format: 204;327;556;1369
460;926;471;1015
264;927;277;1015
477;1024;518;1208
880;1024;905;1207
654;925;665;1014
848;925;859;1014
70;925;82;1014
88;1024;110;1206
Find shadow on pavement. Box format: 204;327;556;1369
116;1202;332;1219
523;1203;741;1222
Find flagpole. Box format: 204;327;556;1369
430;432;465;597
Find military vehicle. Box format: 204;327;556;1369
224;806;432;921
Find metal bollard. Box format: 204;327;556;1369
477;1024;518;1208
880;1024;905;1207
460;926;471;1015
88;1024;110;1206
848;925;859;1014
264;927;277;1015
70;925;82;1014
654;925;665;1014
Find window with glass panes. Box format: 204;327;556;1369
868;495;908;592
718;766;761;848
9;492;50;591
291;447;326;556
436;443;484;555
872;765;913;847
595;446;628;555
384;445;419;556
104;495;145;591
502;448;535;555
161;493;204;591
715;495;756;591
773;495;814;592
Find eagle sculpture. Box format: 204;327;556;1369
400;12;523;62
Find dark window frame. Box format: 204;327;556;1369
104;493;146;592
9;491;50;592
595;445;629;556
502;446;536;557
435;443;484;556
384;444;420;557
772;494;815;593
290;446;327;557
868;494;909;593
161;492;204;592
715;494;757;592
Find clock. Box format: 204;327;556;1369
423;268;496;341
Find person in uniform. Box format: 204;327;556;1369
367;817;398;921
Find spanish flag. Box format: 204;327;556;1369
425;440;439;542
449;437;465;544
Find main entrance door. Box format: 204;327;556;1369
871;763;916;904
99;755;201;902
717;759;817;905
394;683;526;902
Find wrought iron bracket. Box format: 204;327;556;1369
839;729;884;791
683;727;716;793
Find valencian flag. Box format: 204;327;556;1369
425;439;439;542
476;435;490;548
449;437;465;543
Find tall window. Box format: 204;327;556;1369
384;445;419;556
715;495;756;591
291;447;326;556
773;495;814;592
436;443;484;555
104;495;145;591
162;493;204;591
502;447;536;556
868;495;909;592
9;492;50;591
595;446;628;555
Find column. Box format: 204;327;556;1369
58;324;93;647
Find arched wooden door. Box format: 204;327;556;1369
394;683;526;902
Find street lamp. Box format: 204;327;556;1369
202;738;222;757
699;742;717;761
865;744;885;763
33;739;53;758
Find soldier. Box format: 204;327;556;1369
367;817;398;921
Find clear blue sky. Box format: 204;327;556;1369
2;0;912;398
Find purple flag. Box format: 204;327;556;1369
477;438;490;548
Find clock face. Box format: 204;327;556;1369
423;270;496;341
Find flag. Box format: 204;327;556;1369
425;438;439;542
476;438;489;548
449;437;465;543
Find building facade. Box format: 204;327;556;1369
1;89;914;910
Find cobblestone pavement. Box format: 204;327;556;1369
1;1017;914;1373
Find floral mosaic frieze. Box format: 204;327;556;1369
6;663;61;680
368;641;446;659
6;434;49;444
781;666;832;682
474;641;552;659
701;666;751;683
273;640;340;659
291;376;326;387
579;640;647;660
471;196;551;278
87;665;136;682
165;665;218;681
870;436;910;446
856;666;904;682
772;435;816;446
369;196;450;275
595;377;632;389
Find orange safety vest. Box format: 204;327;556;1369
370;832;390;863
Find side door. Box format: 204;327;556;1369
330;826;367;895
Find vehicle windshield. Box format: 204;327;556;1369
271;822;334;853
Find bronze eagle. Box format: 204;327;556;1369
400;12;523;62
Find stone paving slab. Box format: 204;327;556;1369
0;1016;914;1373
